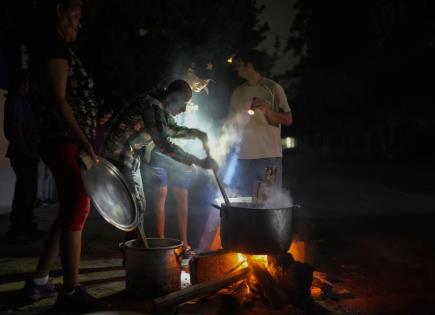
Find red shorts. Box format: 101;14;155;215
41;143;90;231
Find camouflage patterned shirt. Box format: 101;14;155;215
102;94;200;170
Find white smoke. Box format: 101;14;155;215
175;103;249;165
175;99;294;209
208;121;240;165
261;188;294;209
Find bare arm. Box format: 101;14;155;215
46;59;97;161
262;107;293;126
142;106;217;170
166;114;208;143
254;84;293;126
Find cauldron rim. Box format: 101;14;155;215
220;202;297;211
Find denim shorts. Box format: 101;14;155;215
144;150;194;189
234;157;283;196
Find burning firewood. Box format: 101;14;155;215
189;250;242;284
246;256;288;309
312;271;353;301
217;280;252;310
153;267;250;312
312;271;334;296
267;253;314;306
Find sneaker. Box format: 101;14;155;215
23;277;58;301
53;286;103;313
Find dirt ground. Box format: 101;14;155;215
299;215;435;315
0;155;434;314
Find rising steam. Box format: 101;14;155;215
261;187;294;209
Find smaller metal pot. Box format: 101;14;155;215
119;238;184;298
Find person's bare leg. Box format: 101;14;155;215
34;223;82;292
34;223;61;278
154;186;168;238
60;230;82;291
173;186;189;250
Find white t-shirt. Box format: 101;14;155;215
230;77;291;159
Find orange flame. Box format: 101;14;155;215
288;241;305;262
237;253;268;268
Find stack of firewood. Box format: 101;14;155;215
153;250;314;313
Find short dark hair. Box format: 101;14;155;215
234;49;271;75
165;80;192;101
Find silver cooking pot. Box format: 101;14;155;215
213;199;297;255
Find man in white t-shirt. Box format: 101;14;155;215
229;49;293;196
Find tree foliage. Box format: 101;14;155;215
1;0;270;113
79;0;269;105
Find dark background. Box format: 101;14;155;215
1;3;435;313
2;0;435;163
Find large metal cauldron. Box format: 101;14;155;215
119;238;184;298
217;202;295;254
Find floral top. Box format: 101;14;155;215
38;33;98;143
65;48;98;141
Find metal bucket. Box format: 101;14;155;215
119;238;184;298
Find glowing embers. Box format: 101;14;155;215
236;253;268;269
288;239;305;262
183;246;314;310
235;240;305;269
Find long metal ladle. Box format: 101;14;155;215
203;141;230;206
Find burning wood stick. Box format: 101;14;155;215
246;257;288;308
189;250;242;284
153;267;250;311
267;254;314;305
312;271;333;294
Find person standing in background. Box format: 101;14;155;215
24;0;103;312
3;69;44;244
229;49;293;196
36;160;56;207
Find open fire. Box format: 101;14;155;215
236;253;268;269
228;245;311;308
154;242;313;312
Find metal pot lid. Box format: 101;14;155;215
81;157;139;231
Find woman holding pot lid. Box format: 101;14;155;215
24;0;103;311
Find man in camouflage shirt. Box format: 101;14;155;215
102;80;217;249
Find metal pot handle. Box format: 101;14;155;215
174;247;186;263
211;203;221;210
